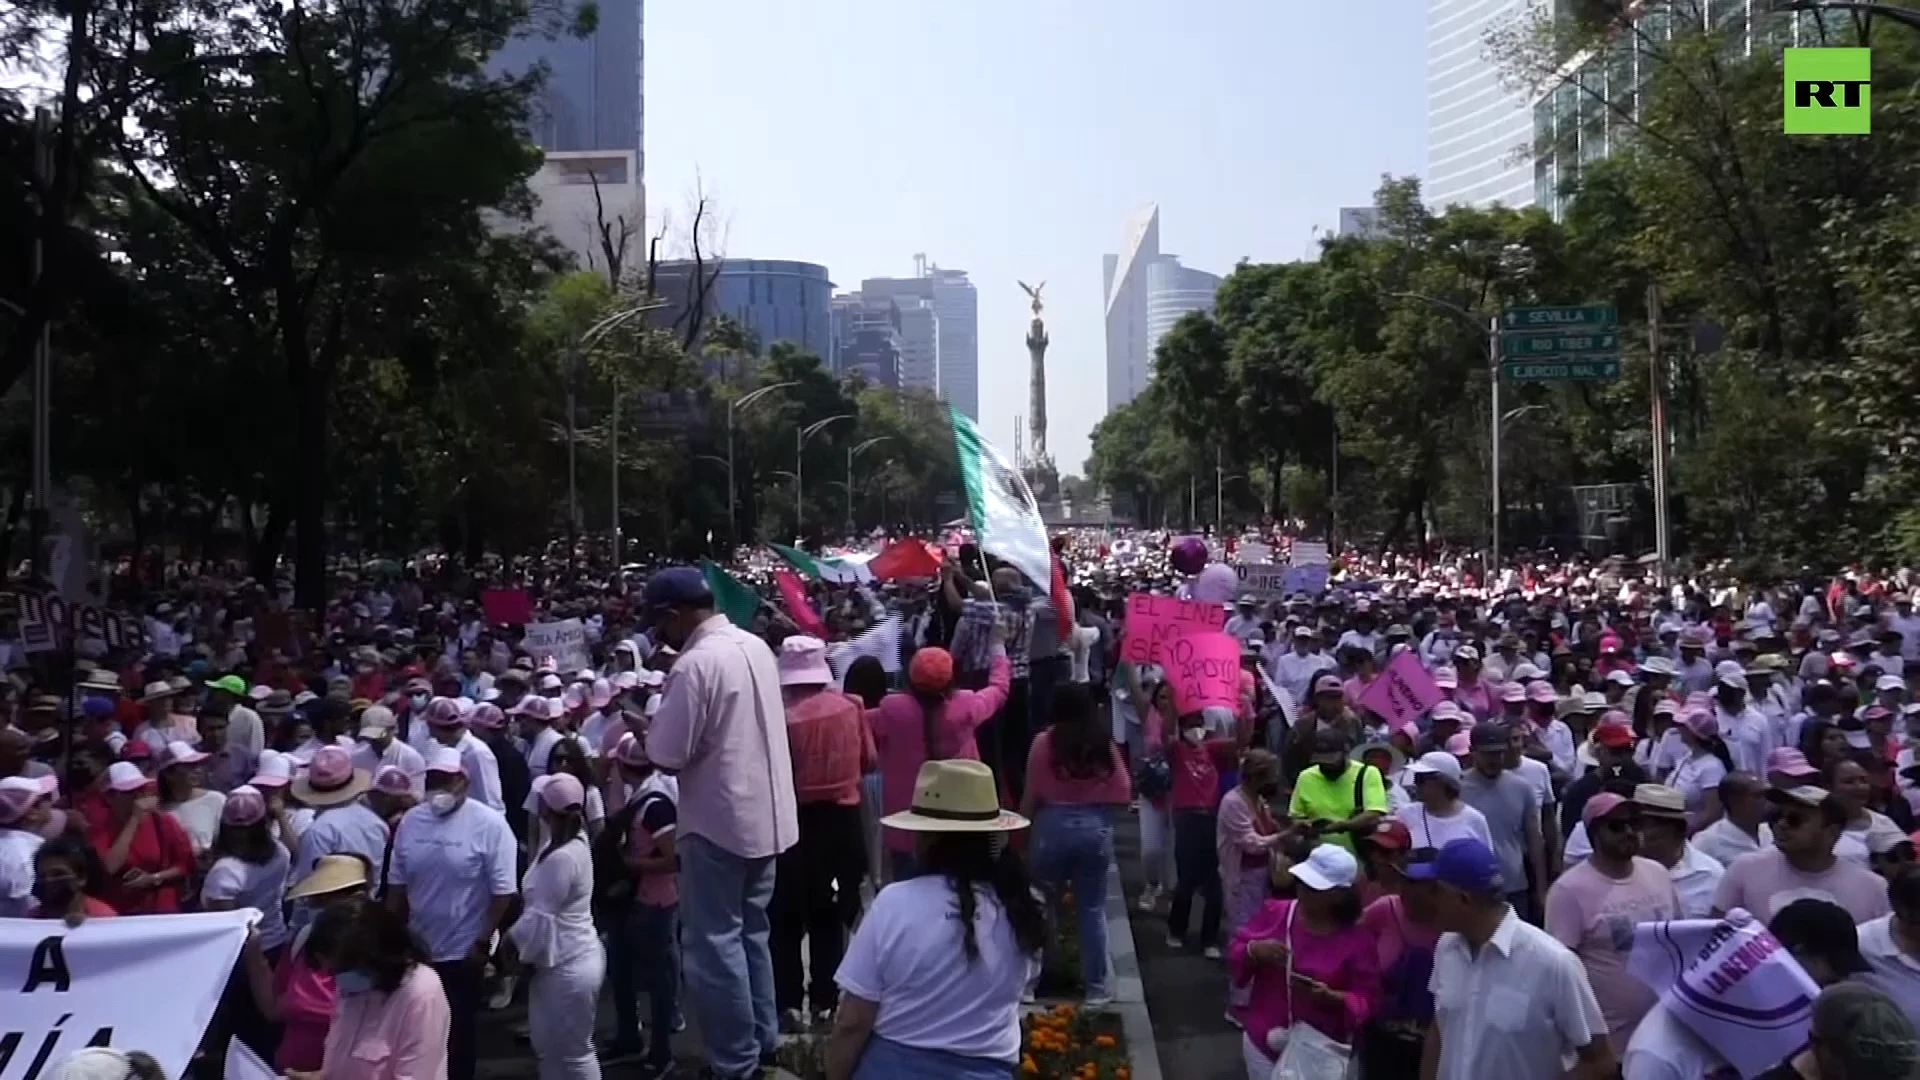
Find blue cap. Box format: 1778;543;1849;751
642;567;713;610
81;696;115;719
1405;837;1504;893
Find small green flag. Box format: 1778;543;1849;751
700;559;762;627
768;542;822;580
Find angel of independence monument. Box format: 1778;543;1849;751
1016;281;1065;521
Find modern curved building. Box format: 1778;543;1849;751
653;259;836;363
1146;256;1222;361
1427;0;1535;209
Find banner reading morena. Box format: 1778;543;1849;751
1;910;254;1080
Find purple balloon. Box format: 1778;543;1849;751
1192;563;1238;605
1170;536;1209;576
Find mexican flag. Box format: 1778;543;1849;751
768;541;870;584
949;406;1052;594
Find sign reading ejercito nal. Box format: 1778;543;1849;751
1785;47;1871;135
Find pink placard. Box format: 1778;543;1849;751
1356;650;1444;728
1164;630;1241;715
1120;592;1227;666
482;587;533;626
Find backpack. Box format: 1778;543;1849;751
591;795;647;922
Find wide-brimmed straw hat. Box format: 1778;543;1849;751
286;854;370;901
138;680;183;704
880;760;1028;833
290;745;370;806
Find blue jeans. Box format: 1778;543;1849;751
852;1035;1016;1079
680;833;778;1077
1031;804;1114;997
606;901;679;1068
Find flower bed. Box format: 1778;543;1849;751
1022;1003;1131;1079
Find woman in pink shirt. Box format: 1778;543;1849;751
870;636;1010;881
1020;683;1131;1006
1229;844;1379;1079
289;895;450;1080
1154;692;1241;957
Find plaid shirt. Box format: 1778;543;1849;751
950;598;1001;674
1002;604;1034;679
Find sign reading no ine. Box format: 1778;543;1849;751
1785;48;1870;136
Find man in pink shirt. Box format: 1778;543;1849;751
642;567;797;1080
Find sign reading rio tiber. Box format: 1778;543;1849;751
1785;48;1870;136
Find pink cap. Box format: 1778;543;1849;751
1500;682;1527;702
424;697;465;729
222;785;268;826
510;696;556;722
1582;792;1635;827
588;679;614;710
106;761;152;792
159;741;209;769
561;684;587;711
1444;732;1472;756
468;703;506;730
1767;747;1821;779
305;746;357;791
534;773;586;811
1526;682;1559;704
0;775;56;825
249;750;293;788
372;765;414;795
1682;707;1719;738
612;732;651;768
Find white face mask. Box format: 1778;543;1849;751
427;791;462;816
1181;727;1205;745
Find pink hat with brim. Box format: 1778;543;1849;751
0;775;56;824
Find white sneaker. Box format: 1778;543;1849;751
1165;933;1183;949
486;974;516;1010
1136;885;1160;912
1224;1010;1244;1029
1203;945;1223;960
1083;992;1114;1009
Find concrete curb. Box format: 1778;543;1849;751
1103;855;1164;1080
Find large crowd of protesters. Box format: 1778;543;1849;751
4;532;1920;1080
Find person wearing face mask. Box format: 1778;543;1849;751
30;834;116;925
1288;726;1390;856
0;774;56;915
285;896;449;1080
507;774;604;1080
421;697;506;813
386;745;517;1080
350;706;425;797
1216;750;1289;948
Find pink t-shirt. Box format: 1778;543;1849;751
1711;847;1892;923
1359;895;1440;1024
1227;898;1379;1060
1023;731;1131;808
321;962;450;1080
1544;856;1681;1046
273;941;335;1072
1168;735;1235;812
872;654;1011;853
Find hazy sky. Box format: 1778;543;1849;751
645;0;1425;473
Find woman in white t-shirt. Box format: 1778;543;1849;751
522;739;605;857
1393;752;1493;853
1670;709;1732;833
828;760;1045;1080
507;774;604;1080
158;740;227;856
1828;757;1909;863
202;785;291;1061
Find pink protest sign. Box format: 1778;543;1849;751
1356;650;1444;727
1120;592;1227;666
1164;631;1241;715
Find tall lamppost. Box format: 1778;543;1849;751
796;414;852;535
1388;291;1503;567
726;381;797;546
577;302;660;564
846;436;892;535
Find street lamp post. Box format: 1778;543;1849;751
1389;292;1503;572
796;414;853;536
846;436;892;536
726;381;798;547
573;303;658;564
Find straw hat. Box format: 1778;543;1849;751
138;680;183;704
286;854;370;901
880;760;1028;833
290;746;370;806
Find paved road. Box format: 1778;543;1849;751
1113;812;1248;1080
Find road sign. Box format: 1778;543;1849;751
1501;305;1616;331
1501;359;1621;381
1502;331;1619;359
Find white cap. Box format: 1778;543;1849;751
106;761;150;792
1289;843;1359;891
424;745;465;775
1606;669;1635;686
1406;751;1463;785
1877;674;1905;693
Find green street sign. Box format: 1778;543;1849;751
1501;305;1616;330
1502;359;1621;381
1501;331;1619;359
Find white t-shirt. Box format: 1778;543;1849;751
167;790;228;854
0;827;44;917
1622;999;1735;1080
388;798;518;962
522;784;607;856
1394;802;1494;853
835;875;1040;1064
202;847;292;949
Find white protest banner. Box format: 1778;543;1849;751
521;618;588;671
827;615;902;683
225;1034;276;1080
1236;542;1272;566
1628;909;1818;1079
1289;540;1329;567
3;910;254;1080
1235;564;1289;597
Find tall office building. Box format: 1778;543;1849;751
1338;207;1384;238
652;259;835;363
857;262;979;418
1427;0;1535;209
1103;204;1160;411
491;0;646;271
1144;256;1222;361
831;293;904;388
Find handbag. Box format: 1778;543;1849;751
1268;902;1357;1080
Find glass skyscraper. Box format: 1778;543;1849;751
491;0;644;160
1427;0;1535;208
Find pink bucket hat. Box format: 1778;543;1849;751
777;636;834;687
